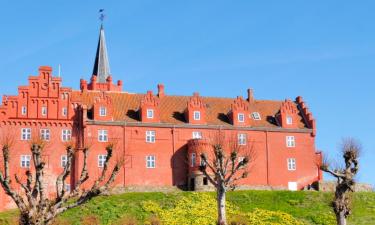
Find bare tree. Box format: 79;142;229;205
0;131;123;225
199;131;254;225
320;138;360;225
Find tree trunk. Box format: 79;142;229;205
217;188;226;225
336;211;346;225
19;211;55;225
19;213;44;225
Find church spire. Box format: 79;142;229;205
92;24;111;83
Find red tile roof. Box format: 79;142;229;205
71;91;308;129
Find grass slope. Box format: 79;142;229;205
0;191;374;225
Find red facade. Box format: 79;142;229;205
0;65;323;211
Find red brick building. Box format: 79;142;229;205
0;25;322;210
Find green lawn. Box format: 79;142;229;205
0;191;374;225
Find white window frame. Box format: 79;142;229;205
98;129;108;142
146;155;156;168
99;106;107;117
286;116;293;125
98;155;107;168
146;109;154;119
20;155;31;168
62;107;67;116
41;106;47;116
21;128;31;140
251;112;261;120
61;155;68;168
286;136;296;148
21;106;27;115
61;129;72;142
146;130;156;143
287;158;296;171
40;129;50;141
238;113;245;123
191;153;196;167
193;111;201;121
192;131;202;139
238;133;247;145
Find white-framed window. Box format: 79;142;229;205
65;184;71;192
287;158;296;171
146;109;154;119
238;113;245;123
98;130;108;142
99;106;107;116
251;112;261;120
146;155;156;168
21;106;27;115
286;116;293;125
20;155;31;168
98;155;107;167
61;155;68;168
41;106;47;116
193;111;201;121
238;133;247;145
191;153;196;167
192;131;202;139
21;128;31;140
286;136;296;148
146;130;156;143
62;107;67;116
40;129;50;141
61;129;72;142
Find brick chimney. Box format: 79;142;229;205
247;88;254;103
158;84;165;98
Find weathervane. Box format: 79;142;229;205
99;9;105;23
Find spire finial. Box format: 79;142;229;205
99;9;105;25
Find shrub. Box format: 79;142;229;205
142;193;302;225
241;208;303;225
142;192;237;225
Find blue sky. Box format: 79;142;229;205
0;1;374;187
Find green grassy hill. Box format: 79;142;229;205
0;190;374;225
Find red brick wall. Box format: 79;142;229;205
0;66;321;211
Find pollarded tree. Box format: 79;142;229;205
199;131;254;225
320;138;360;225
0;130;123;225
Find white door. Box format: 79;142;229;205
288;182;298;191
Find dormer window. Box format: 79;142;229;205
238;113;245;123
99;107;107;116
41;106;47;116
286;116;293;125
193;111;201;121
251;112;261;120
147;109;154;119
21;106;27;115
